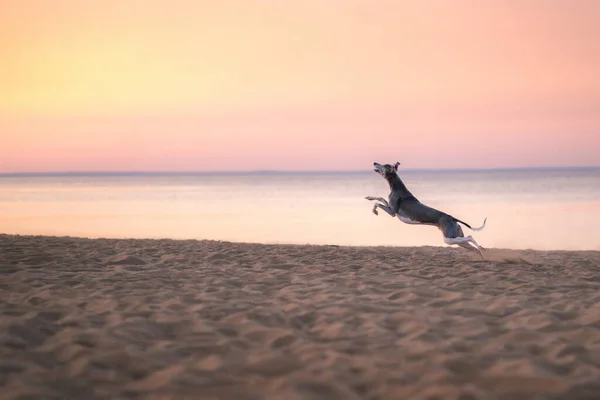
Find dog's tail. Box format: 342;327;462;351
455;217;487;231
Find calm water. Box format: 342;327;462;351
1;168;599;250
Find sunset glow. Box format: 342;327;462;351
1;0;599;172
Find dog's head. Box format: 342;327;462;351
373;162;400;179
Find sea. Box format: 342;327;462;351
1;168;599;251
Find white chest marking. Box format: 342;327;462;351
397;215;423;225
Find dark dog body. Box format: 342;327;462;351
367;162;486;257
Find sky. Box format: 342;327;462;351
1;0;599;173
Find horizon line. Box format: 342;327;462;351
0;165;598;177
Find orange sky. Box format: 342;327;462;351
1;0;599;172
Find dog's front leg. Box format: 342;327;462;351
365;196;390;207
372;202;395;217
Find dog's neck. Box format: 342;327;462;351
386;173;414;198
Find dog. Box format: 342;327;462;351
366;162;487;258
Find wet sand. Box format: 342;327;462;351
1;234;600;399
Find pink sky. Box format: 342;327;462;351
1;0;599;172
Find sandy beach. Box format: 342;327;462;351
1;234;600;400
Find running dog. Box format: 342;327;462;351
366;162;487;258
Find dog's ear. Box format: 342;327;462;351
394;162;400;170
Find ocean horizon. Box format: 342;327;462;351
1;165;598;177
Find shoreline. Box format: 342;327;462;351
2;233;598;254
2;234;600;399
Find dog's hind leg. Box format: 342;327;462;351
459;241;484;259
444;236;484;259
465;235;486;251
441;218;484;259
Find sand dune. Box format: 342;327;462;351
1;234;600;399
